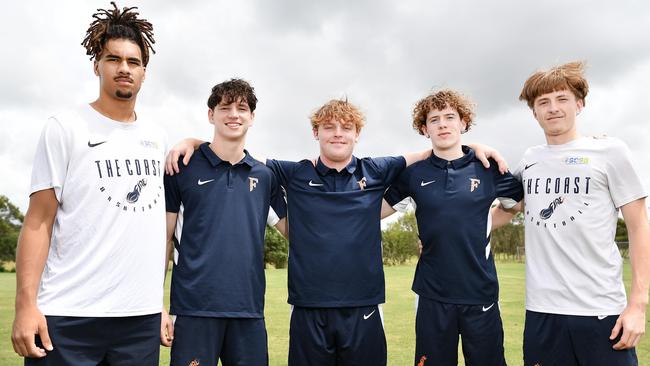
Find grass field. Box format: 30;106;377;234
1;262;648;365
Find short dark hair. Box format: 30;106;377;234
207;79;258;112
81;2;155;66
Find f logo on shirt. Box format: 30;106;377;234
357;177;367;191
469;178;480;192
249;177;258;192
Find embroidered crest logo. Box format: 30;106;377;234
249;177;258;192
358;177;367;190
469;178;480;192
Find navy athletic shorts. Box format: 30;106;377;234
170;315;268;366
25;313;161;366
523;310;638;366
288;305;387;366
414;296;506;366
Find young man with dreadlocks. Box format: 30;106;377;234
492;61;650;365
11;3;168;364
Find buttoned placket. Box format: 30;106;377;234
445;161;454;190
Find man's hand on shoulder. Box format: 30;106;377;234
165;138;204;175
469;143;509;174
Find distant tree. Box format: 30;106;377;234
264;225;288;269
0;195;24;262
382;211;419;265
615;218;628;242
490;212;524;260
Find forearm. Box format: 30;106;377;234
490;201;521;231
186;137;205;149
381;199;397;219
622;198;650;309
164;238;173;277
14;224;51;308
164;213;178;281
628;224;650;308
275;218;288;239
491;206;513;231
403;149;431;167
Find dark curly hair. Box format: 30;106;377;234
81;2;155;66
207;79;258;112
412;89;475;135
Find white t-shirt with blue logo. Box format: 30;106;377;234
30;104;167;317
513;136;646;316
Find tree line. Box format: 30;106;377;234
0;195;24;271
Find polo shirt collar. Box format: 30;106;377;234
199;142;255;168
428;145;475;169
316;156;358;176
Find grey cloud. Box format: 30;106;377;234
2;0;650;212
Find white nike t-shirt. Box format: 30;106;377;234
30;104;167;317
513;136;646;316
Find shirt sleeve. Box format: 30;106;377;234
265;159;299;188
384;168;411;206
269;170;287;220
370;156;407;187
605;139;647;208
267;208;280;226
164;160;182;213
30;117;69;201
493;168;524;209
391;197;415;213
511;157;525;182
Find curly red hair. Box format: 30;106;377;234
310;99;366;132
412;89;475;135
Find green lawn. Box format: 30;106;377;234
1;262;648;365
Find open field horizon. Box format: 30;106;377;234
1;261;647;365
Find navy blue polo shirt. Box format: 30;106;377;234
267;156;405;307
385;147;523;304
164;143;287;318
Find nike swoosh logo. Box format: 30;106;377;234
197;179;215;185
482;303;495;312
597;315;607;320
363;309;376;320
308;180;324;187
524;162;538;170
88;140;107;147
420;180;436;186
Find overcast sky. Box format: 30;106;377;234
1;0;649;213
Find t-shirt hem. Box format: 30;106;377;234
30;182;58;196
614;192;648;209
525;305;626;316
41;307;162;317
